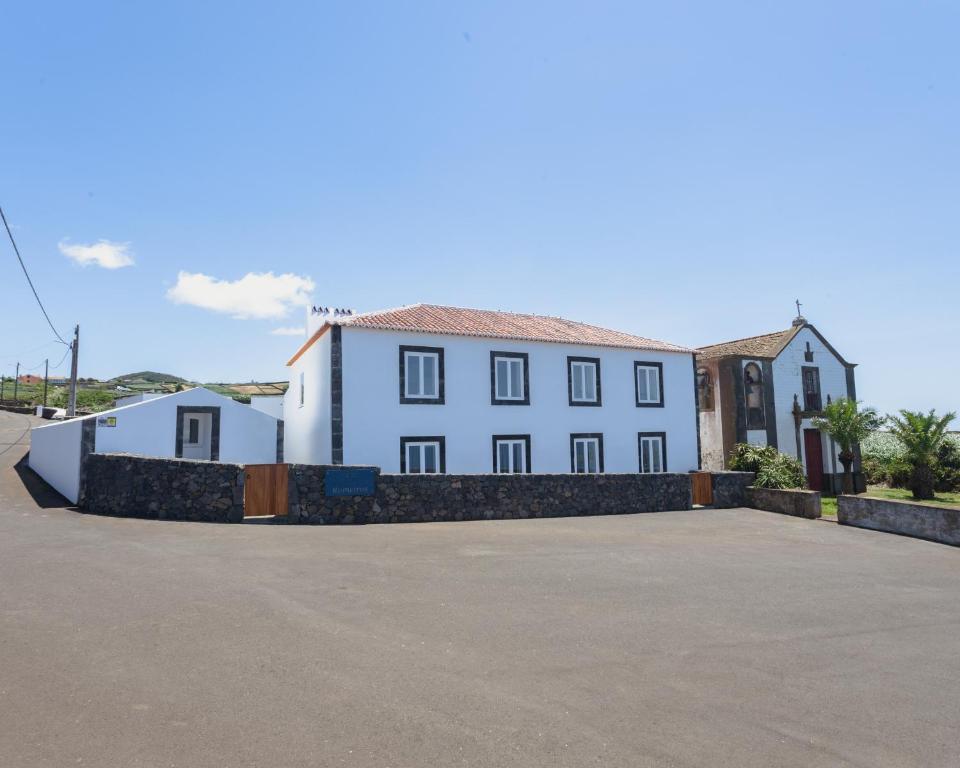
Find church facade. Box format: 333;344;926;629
696;316;863;494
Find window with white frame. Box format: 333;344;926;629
299;371;305;407
638;432;667;473
568;356;601;406
401;437;445;474
570;434;603;473
493;435;530;473
400;346;443;404
634;361;663;407
490;352;529;405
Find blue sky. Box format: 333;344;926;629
2;1;957;417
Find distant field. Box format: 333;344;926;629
0;378;287;411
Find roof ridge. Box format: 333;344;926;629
697;327;793;351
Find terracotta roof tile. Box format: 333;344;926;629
334;303;692;353
696;327;799;361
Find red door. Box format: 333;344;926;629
804;429;824;491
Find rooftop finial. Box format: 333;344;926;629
792;299;807;327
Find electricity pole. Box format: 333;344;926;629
43;358;49;408
13;362;19;401
67;325;79;417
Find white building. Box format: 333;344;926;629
283;304;699;475
29;387;283;504
250;394;284;420
696;315;860;493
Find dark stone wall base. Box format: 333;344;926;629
746;487;821;519
710;472;755;508
83;454;244;523
838;495;960;547
288;465;692;524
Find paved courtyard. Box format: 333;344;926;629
1;410;959;767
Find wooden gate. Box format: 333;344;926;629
692;471;713;506
244;464;288;517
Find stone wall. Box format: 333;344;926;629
838;495;960;547
746;487;821;519
288;465;692;524
83;453;244;523
710;472;755;508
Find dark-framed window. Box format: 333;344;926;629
567;356;601;406
400;436;446;474
634;361;664;407
399;345;444;404
638;432;667;473
187;417;200;444
492;434;531;473
490;351;530;405
744;362;765;428
570;433;604;473
802;366;822;411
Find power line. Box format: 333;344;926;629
0;206;68;346
49;345;72;371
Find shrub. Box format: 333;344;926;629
728;443;806;489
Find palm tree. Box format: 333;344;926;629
886;409;957;500
812;398;881;495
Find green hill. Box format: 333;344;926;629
110;371;189;384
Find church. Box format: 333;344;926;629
696;308;863;494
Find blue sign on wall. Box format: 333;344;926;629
324;468;377;497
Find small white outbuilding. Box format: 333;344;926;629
29;387;283;504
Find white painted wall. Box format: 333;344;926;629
29;417;84;503
336;327;698;473
29;388;281;503
773;326;850;472
283;331;332;464
250;395;284;420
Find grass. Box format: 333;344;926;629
819;486;960;519
864;486;960;508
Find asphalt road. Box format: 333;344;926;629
1;409;959;767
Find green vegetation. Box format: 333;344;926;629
864;486;960;509
110;371;187;383
812;398;881;495
728;443;806;490
886;410;957;500
49;388;116;413
820;496;837;517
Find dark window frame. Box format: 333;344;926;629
638;431;668;473
399;436;446;474
490;351;530;406
567;356;602;407
175;405;220;461
399;345;445;405
802;366;822;412
569;432;605;473
491;434;532;474
187;417;200;444
634;361;664;408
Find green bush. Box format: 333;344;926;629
862;430;960;492
728;443;806;489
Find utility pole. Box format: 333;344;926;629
67;325;79;417
43;358;49;408
1;374;5;401
14;362;19;401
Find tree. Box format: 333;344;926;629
812;398;882;495
886;409;957;500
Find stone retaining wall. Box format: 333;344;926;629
710;472;755;508
83;453;245;523
838;495;960;547
288;465;693;524
746;487;821;519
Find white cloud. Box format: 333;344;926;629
270;326;306;336
166;271;315;320
59;239;135;269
